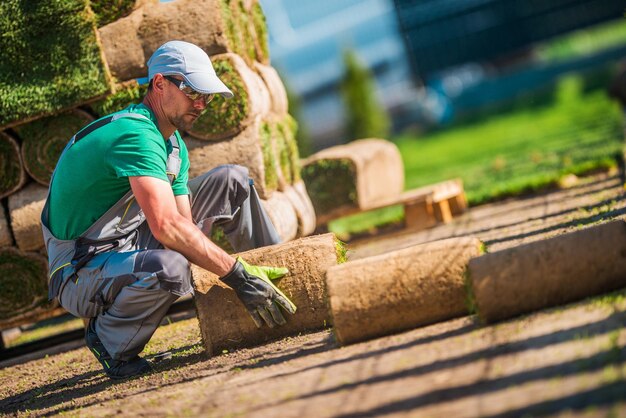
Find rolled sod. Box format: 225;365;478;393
0;248;49;320
327;237;483;345
0;131;27;199
261;191;298;242
187;53;271;141
0;0;110;129
8;183;47;252
274;115;301;186
283;181;317;238
468;220;626;324
90;0;155;28
0;205;13;248
89;80;147;117
185;116;279;200
192;233;341;356
253;63;289;116
16;109;94;186
302;139;404;219
98;0;256;82
248;0;270;64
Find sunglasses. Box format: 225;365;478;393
163;75;215;104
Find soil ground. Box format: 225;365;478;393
1;172;626;417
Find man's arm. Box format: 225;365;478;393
175;194;193;222
130;176;235;276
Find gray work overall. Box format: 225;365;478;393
41;113;280;361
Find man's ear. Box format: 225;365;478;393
152;73;167;93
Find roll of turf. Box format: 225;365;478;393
0;0;110;129
261;190;298;242
302;139;404;222
16;109;94;186
193;233;342;356
253;62;288;115
8;183;47;252
98;0;258;82
0;248;49;320
283;181;317;238
468;220;626;323
187;53;270;141
89;80;147;117
0;202;13;248
185;116;279;199
0;131;27;199
327;237;483;345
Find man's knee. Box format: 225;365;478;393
213;164;250;193
134;250;192;296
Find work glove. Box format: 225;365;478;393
220;257;297;328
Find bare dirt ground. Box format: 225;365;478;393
1;172;626;417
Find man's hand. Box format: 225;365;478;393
220;257;297;328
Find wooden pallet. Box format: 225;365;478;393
316;178;467;231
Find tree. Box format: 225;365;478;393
340;49;390;141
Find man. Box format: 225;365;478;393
41;41;296;380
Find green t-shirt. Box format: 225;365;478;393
47;103;190;240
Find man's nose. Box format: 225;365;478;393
193;98;207;110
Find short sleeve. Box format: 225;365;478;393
107;122;169;182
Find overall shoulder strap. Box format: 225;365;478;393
166;134;182;182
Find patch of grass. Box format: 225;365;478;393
463;269;478;316
327;77;622;237
302;159;357;215
7;316;84;347
334;237;348;264
328;205;404;240
397;79;622;206
0;0;110;127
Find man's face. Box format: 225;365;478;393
163;76;211;132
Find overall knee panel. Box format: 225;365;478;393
134;250;192;296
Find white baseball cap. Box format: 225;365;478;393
147;40;233;98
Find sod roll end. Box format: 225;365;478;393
0;131;27;199
187;53;271;141
302;138;404;218
16;109;94;186
8;183;48;252
469;219;626;324
192;233;340;356
327;237;483;345
0;248;50;321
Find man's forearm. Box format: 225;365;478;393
152;214;235;277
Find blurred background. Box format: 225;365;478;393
260;0;626;235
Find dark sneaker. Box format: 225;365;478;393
85;318;152;379
85;318;115;370
105;356;152;380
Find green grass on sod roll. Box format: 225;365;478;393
302;159;358;215
17;110;94;185
90;0;137;27
0;249;49;320
0;132;26;198
0;0;110;128
192;59;249;139
90;82;148;117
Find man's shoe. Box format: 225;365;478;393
105;356;152;380
85;318;115;370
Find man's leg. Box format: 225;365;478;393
188;164;281;251
58;248;191;374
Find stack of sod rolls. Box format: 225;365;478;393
183;54;316;244
0;0;315;327
301;139;405;224
98;0;269;82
